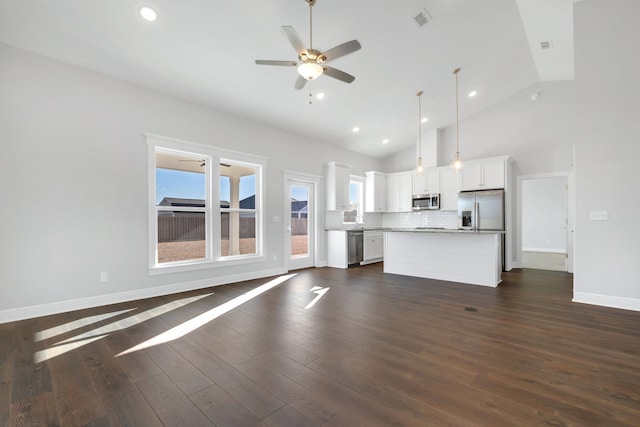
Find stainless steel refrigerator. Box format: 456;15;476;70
458;189;505;231
458;189;505;270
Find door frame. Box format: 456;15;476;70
283;171;322;271
516;171;574;273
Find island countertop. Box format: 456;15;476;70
388;228;505;234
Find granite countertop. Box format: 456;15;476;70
325;227;504;234
325;227;391;231
389;228;505;234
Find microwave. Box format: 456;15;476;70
412;193;440;210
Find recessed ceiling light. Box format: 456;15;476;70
468;90;477;98
421;117;428;123
316;93;325;100
352;126;360;133
139;6;157;22
382;139;389;144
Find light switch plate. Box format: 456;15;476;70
589;210;608;221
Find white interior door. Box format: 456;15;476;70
286;179;315;270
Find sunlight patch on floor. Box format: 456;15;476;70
33;293;212;363
34;309;134;342
116;274;296;356
305;286;329;309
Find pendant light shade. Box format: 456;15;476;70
415;90;425;176
450;68;463;171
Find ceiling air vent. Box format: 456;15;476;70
540;41;554;50
413;8;432;28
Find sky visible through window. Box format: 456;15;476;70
156;168;256;205
291;186;308;202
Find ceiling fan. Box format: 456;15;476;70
255;0;361;90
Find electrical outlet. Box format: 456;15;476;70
99;272;108;282
273;254;277;261
589;210;608;221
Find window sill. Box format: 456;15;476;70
149;255;267;275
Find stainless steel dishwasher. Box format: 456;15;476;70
347;230;364;267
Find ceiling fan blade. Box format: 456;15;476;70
281;26;308;56
255;60;298;67
321;40;361;62
323;66;355;84
294;75;308;90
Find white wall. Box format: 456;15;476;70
0;43;381;321
573;0;640;311
436;80;575;176
381;129;439;173
522;176;567;252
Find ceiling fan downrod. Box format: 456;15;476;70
307;0;316;51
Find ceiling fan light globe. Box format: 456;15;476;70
298;62;323;80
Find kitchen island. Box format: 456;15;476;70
384;229;504;287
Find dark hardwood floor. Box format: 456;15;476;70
2;265;640;426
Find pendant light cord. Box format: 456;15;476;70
454;68;460;158
417;91;423;160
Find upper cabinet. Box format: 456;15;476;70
460;157;507;191
412;168;440;196
439;167;461;211
386;171;413;212
365;171;386;213
326;161;351;211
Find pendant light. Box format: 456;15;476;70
450;68;463;171
415;90;425;176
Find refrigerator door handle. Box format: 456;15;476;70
474;201;479;230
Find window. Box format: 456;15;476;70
219;161;258;257
343;176;364;223
147;134;265;273
155;150;209;264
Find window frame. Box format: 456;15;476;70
147;133;266;275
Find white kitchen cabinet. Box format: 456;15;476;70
326;162;351;211
412;168;440;196
365;171;386;213
461;158;505;191
327;230;348;268
439;166;461;211
363;231;384;264
386;171;413;212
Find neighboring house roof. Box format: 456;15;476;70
240;195;255;209
158;196;253;209
159;197;205;207
291;200;307;213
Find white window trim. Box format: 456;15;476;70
146;133;267;275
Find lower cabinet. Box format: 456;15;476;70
327;230;348;268
363;231;384;264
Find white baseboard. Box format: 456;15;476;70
0;267;287;324
522;247;566;253
573;291;640;312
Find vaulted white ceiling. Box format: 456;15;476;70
0;0;575;159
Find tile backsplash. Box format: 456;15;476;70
382;210;458;229
325;209;458;229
